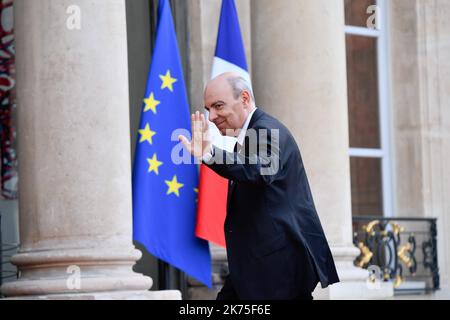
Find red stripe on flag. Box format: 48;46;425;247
196;164;227;248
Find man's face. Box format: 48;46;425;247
204;78;248;136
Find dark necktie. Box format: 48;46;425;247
229;142;239;187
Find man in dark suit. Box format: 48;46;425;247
179;72;339;300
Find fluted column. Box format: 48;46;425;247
251;0;393;299
389;0;450;297
0;0;176;299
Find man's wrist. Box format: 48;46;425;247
201;144;214;163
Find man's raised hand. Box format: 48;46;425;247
178;111;211;159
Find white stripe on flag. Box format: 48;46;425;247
211;57;252;88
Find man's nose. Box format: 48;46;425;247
209;109;218;122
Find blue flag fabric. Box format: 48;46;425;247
132;0;211;287
215;0;248;71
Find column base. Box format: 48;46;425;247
3;290;181;300
0;246;154;298
313;245;394;299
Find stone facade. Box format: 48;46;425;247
0;0;448;299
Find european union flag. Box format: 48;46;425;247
132;0;211;287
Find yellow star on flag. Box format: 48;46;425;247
147;153;163;175
139;123;156;145
159;70;177;92
194;188;199;202
165;175;184;197
143;92;160;114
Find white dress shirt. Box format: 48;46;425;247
202;107;257;163
236;107;257;148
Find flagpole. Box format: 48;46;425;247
158;260;170;290
158;260;189;298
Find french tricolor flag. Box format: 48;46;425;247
196;0;251;247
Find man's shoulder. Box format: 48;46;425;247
251;108;291;134
250;108;302;153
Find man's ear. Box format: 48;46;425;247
241;90;251;107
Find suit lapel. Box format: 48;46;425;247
247;107;264;129
227;142;238;213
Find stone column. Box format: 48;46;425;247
389;0;450;297
0;0;177;299
251;0;393;299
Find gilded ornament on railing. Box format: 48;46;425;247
354;218;421;288
355;241;373;268
353;216;439;293
398;242;414;269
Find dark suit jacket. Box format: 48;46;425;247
204;108;339;299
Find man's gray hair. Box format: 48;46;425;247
227;76;255;103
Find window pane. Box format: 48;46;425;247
344;0;377;28
346;34;380;148
350;157;383;216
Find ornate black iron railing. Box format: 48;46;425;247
352;216;439;294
